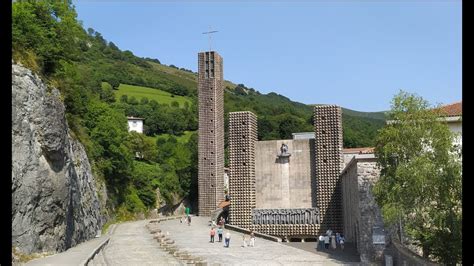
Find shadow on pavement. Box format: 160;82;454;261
283;241;360;264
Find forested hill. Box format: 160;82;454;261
12;1;385;219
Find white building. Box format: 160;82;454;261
127;116;144;133
436;101;462;147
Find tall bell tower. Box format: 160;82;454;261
197;51;225;216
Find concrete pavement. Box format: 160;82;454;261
97;219;182;265
156;216;356;265
25;234;110;266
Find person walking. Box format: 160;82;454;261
249;231;255;247
217;226;223;242
224;232;231;247
331;234;337;250
340;235;345;251
324;235;330;249
188;215;191;226
210;227;216;243
318;235;325;250
241;235;247;247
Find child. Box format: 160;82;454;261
217;226;223;242
210;227;216;243
241;235;247;247
249;231;255;247
224;232;231;247
340;235;345;251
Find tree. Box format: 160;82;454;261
373;91;461;264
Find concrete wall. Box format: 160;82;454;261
255;139;314;209
341;155;386;263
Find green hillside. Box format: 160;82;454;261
115;84;191;107
12;1;387;221
341;108;387;121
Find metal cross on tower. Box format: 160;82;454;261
202;26;218;52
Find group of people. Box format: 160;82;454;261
318;229;345;251
209;217;255;248
240;231;255;248
180;214;192;226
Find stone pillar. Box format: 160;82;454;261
229;111;257;228
314;105;343;234
198;51;225;216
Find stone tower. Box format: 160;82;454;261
228;111;257;227
198;51;225;216
314;105;343;233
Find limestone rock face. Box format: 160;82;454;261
12;63;105;253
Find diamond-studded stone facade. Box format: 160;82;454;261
228;111;257;227
314;105;343;233
198;51;225;216
228;106;344;238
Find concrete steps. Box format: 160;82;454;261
146;218;209;266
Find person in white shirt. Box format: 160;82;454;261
224;232;231;247
318;235;325;250
324;235;330;249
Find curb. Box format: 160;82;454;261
80;236;110;266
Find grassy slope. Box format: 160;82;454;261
148;62;237;91
115;83;191;107
115;63;386;147
145;130;195;144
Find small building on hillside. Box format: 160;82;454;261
436;101;462;147
127;116;144;133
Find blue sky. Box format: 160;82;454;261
74;1;461;112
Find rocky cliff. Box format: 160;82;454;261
12;63;106;254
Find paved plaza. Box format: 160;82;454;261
157;216;358;265
24;217;360;265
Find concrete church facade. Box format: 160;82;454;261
197;50;388;262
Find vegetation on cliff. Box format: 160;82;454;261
13;0;385;220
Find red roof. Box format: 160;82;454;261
436;101;462;117
343;147;374;154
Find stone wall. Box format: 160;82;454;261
255;139;314;209
341;154;386;263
